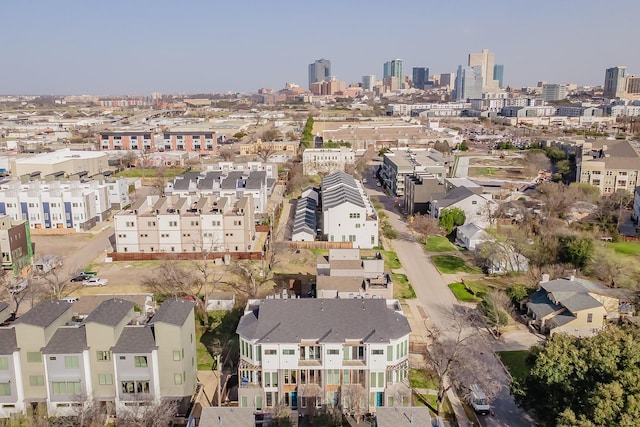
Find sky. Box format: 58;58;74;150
2;0;639;95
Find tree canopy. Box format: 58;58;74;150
438;207;465;234
514;326;640;426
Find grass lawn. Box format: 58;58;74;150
196;339;214;370
497;350;530;382
392;273;416;299
381;250;402;270
425;236;456;252
410;369;438;389
413;393;455;421
448;282;482;303
607;242;640;257
431;255;482;274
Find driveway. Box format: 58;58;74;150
363;171;535;426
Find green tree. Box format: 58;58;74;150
507;283;532;304
558;235;594;270
438;207;466;234
458;140;469;151
301;116;314;148
515;326;640;426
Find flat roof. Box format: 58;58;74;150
15;149;107;165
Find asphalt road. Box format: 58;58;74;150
364;171;535;427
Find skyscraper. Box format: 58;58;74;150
362;75;376;91
468;49;499;91
383;59;403;88
453;65;483;101
412;67;429;90
493;64;504;89
308;59;331;90
604;66;627;99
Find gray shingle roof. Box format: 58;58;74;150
0;328;17;354
15;300;71;327
527;289;563;318
42;327;88;354
292;196;317;237
84;298;134;326
434;186;476;208
237;299;411;344
111;326;157;354
0;302;8;312
151;299;195;326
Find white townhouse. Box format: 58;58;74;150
236;298;411;416
321;172;378;249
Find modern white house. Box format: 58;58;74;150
302;148;355;176
455;222;490;251
321;172;378;249
428;186;497;228
236;298;411;417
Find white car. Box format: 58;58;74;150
82;277;108;287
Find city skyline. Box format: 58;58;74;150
2;0;640;95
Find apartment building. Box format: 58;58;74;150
166;170;270;214
161;128;218;155
321;172;378;249
236;298;411;416
203;162;277;179
380;148;448;196
98;130;155;151
302;148;355;176
0;215;32;273
576;140;640;195
114;194;255;254
0;298;196;419
12;149;109;178
0;177;129;232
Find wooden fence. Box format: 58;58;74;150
285;241;354;250
107;251;263;262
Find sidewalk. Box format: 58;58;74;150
403;299;472;427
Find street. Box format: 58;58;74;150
363;170;535;427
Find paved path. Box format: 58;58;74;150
363;171;535;426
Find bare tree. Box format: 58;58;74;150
0;269;29;316
285;130;297;141
262;128;282;142
218;148;234;161
142;259;202;306
285;162;304;196
534;182;579;219
523;151;551;180
409;214;440;243
255;143;277;162
34;265;80;300
119;151;139;170
151;166;168;196
116;397;178;427
424;308;502;417
480;290;514;337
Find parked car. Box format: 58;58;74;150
82;277;108;287
61;297;80;303
71;274;89;282
8;279;29;294
470;384;491;415
80;271;98;277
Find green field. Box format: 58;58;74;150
497;350;530;382
607;242;640;257
392;273;416;299
381;250;402;270
410;369;438;389
431;255;482;274
114;167;190;178
424;236;456;252
448;282;482;302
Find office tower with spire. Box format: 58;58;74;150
308;58;331;89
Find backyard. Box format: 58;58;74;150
424;236;457;252
431;255;482;274
497;350;530;382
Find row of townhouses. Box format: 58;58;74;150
235;298;411;416
302;148;355;176
114;194;256;254
0;298;196;419
165;168;274;214
0;177;130;232
98;128;220;155
0;215;33;274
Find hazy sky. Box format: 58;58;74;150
2;0;639;95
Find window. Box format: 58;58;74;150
265;349;277;355
349;213;361;219
121;380;150;394
134;356;148;368
300;345;321;361
65;356;79;369
29;375;44;386
387;345;393;361
0;357;8;370
327;349;339;355
97;351;111;361
282;349;295;355
372;349;383;355
99;374;113;385
264;372;278;387
326;369;339;385
169;221;177;227
27;352;41;363
174;373;183;385
283;369;297;384
0;383;10;396
587;313;593;323
52;381;81;395
173;351;182;361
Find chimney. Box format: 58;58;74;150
541;273;550;283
